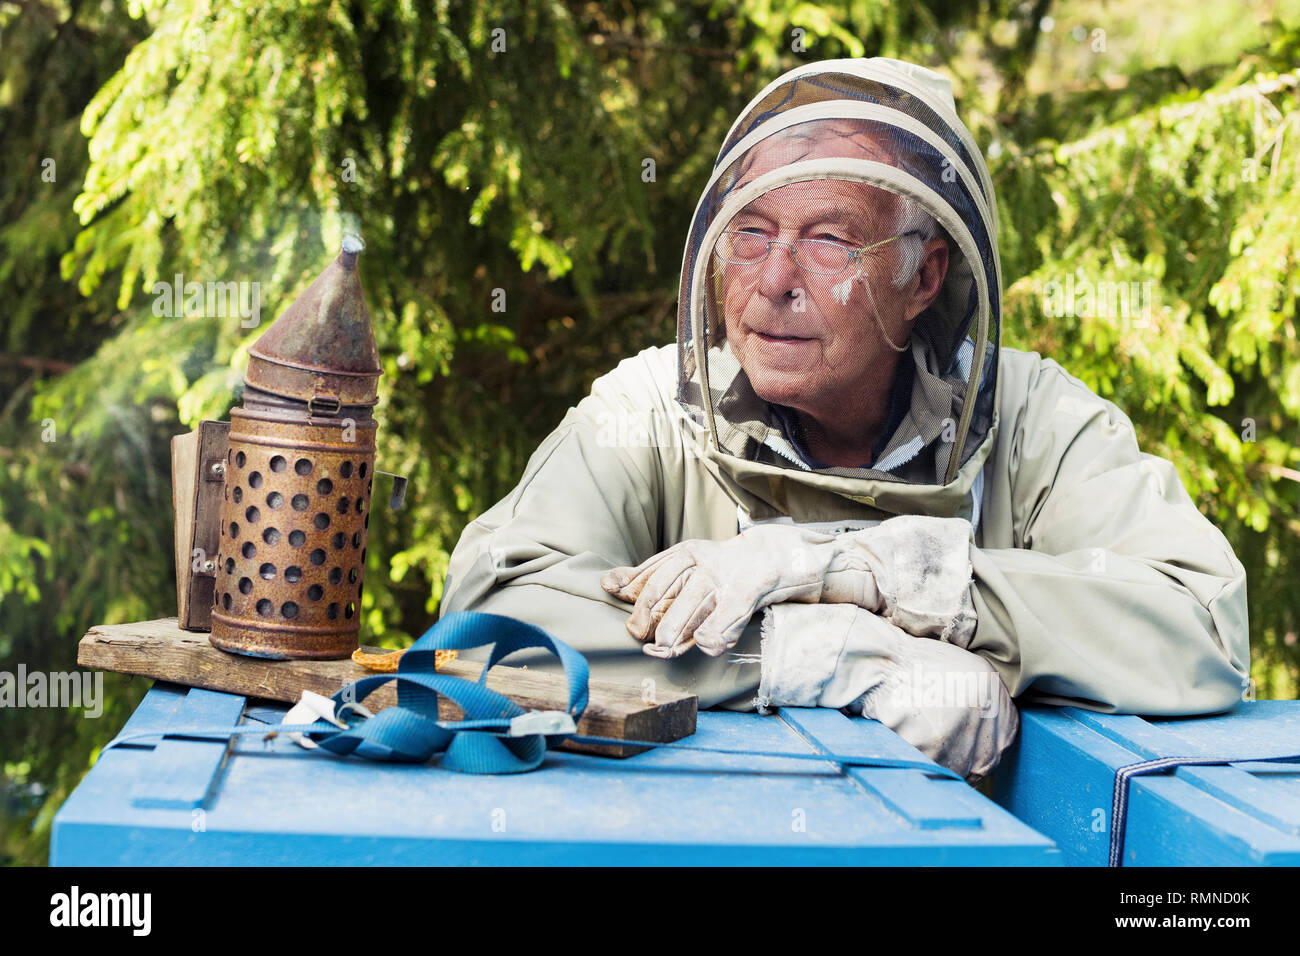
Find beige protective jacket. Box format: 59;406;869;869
440;340;1250;716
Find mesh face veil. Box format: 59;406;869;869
675;58;1001;494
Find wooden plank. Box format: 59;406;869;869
993;705;1300;865
779;708;983;830
79;617;696;757
992;707;1161;865
131;688;247;810
170;428;199;627
170;421;228;631
115;682;191;744
1065;703;1300;840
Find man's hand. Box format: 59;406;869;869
600;525;882;659
601;514;978;658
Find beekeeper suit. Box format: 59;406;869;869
439;58;1251;782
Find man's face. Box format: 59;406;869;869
719;176;916;416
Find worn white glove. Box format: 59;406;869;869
602;524;860;659
757;602;1018;783
601;514;976;659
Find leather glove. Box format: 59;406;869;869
601;523;868;659
601;514;976;659
758;601;1018;783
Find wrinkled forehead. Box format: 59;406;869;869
727;120;903;227
728;180;897;237
738;123;895;178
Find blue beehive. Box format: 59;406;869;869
51;682;1059;866
992;702;1300;866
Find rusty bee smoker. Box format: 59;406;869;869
173;237;392;659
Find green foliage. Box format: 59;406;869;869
994;42;1300;701
2;0;1298;865
0;0;157;866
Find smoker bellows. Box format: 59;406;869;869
170;238;386;659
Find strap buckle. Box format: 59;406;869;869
336;701;374;723
508;710;577;737
282;690;349;750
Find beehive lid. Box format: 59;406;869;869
51;683;1060;865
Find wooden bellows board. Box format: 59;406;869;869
170;421;229;631
79;618;697;757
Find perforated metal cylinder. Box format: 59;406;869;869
210;394;377;660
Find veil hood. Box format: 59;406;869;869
674;58;1002;527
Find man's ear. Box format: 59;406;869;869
905;238;949;322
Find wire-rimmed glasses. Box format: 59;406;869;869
714;230;923;275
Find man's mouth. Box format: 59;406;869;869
753;330;814;343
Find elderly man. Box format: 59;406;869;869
439;58;1250;782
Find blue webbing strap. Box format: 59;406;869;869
303;610;590;773
101;610;968;782
100;611;589;775
1108;753;1300;867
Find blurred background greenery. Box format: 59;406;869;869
2;0;1297;865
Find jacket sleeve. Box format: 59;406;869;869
962;356;1250;715
437;350;764;708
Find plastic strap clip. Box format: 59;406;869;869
509;710;577;737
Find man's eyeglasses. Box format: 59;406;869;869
714;229;923;276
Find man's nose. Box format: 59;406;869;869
757;240;803;301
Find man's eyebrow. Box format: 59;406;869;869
732;205;869;230
808;208;864;230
